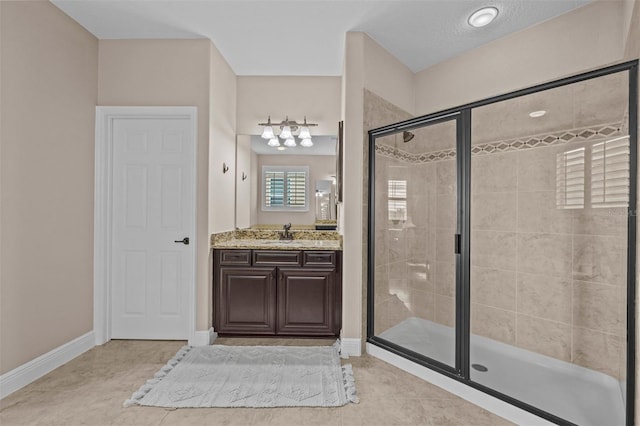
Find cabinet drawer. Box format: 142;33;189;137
219;250;251;265
303;251;336;267
253;250;302;266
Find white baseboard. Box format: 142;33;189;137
366;343;554;426
189;328;216;346
0;331;95;400
340;338;362;357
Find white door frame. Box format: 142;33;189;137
94;106;198;346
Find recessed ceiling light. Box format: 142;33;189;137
529;110;547;118
277;146;286;151
468;7;499;28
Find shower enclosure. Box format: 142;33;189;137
367;61;638;425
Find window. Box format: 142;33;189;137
591;136;629;208
556;147;585;209
556;136;630;210
262;166;309;211
388;179;407;221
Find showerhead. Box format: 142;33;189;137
403;131;415;143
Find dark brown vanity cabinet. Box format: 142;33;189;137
213;249;341;337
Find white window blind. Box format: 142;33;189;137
556;147;585;209
388;179;407;221
591;136;629;208
262;166;309;211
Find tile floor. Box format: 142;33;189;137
0;338;513;425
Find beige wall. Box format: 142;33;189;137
98;39;216;330
623;0;640;60
363;35;415;116
414;1;625;116
236;76;341;136
0;1;98;374
209;43;238;235
341;32;366;341
235;135;252;229
255;154;336;225
250;150;259;226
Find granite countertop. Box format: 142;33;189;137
212;238;342;251
210;228;342;251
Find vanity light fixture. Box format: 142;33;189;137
529;110;547;118
267;137;280;147
258;116;318;148
298;126;311;140
468;6;498;28
280;126;293;140
260;117;275;139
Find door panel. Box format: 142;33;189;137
217;267;277;334
277;267;335;335
111;117;194;339
159;251;181;315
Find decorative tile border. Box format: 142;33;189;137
375;143;455;163
375;122;625;164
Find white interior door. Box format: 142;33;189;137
110;117;195;339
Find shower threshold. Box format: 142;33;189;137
378;317;625;426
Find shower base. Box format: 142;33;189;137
378;317;625;426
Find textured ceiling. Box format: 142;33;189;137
52;0;592;76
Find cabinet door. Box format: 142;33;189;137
277;267;336;336
217;267;276;334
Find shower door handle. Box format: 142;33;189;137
454;234;461;254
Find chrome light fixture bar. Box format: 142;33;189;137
259;116;318;148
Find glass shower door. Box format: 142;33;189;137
370;115;461;370
469;70;631;426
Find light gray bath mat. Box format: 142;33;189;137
124;342;358;408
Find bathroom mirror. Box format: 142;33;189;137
235;134;337;228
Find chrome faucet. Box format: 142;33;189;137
280;223;293;240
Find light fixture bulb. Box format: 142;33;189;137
261;126;274;139
468;7;498;28
280;126;292;140
300;138;313;147
529;110;547;118
298;126;311;139
277;146;286;151
284;138;296;147
267;137;280;147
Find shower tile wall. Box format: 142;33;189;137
470;142;627;379
469;72;629;380
374;125;629;379
372;122;457;337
